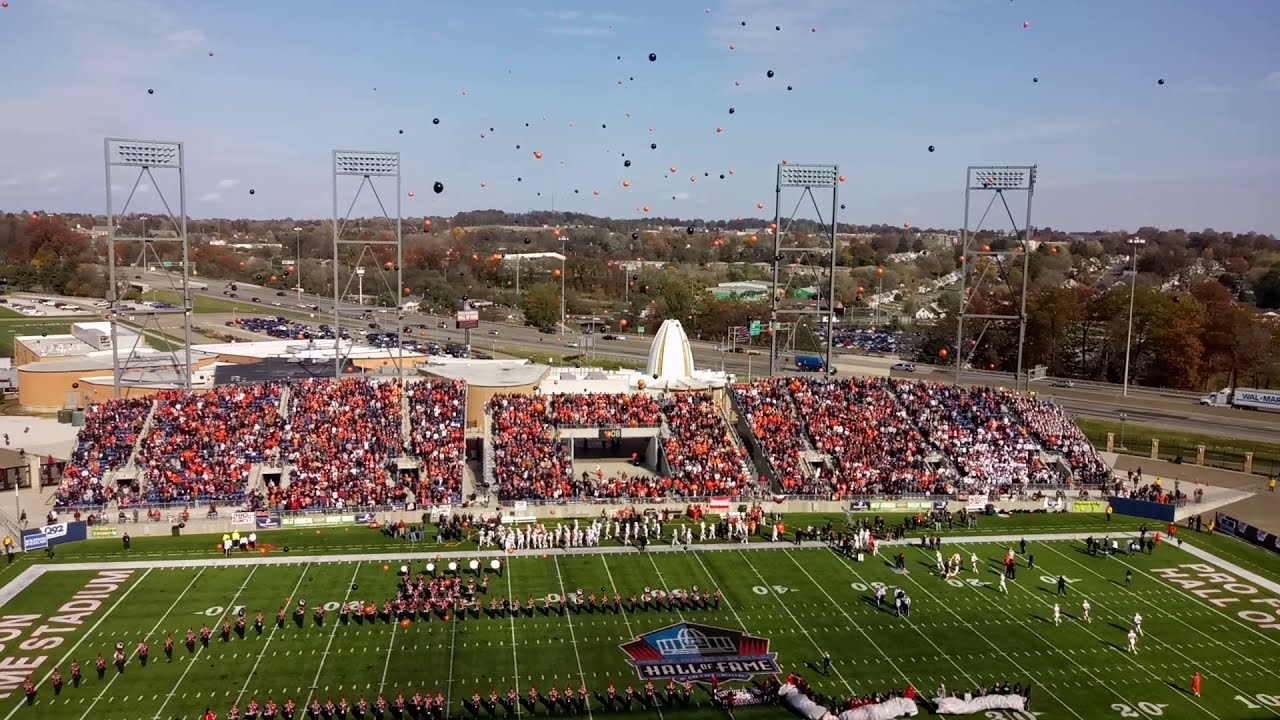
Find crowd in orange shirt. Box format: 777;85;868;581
407;380;467;504
548;392;662;428
732;380;805;489
134;384;284;505
488;394;574;501
55;397;152;507
276;378;406;510
662;393;750;497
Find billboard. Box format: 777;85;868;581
456;309;479;330
620;623;779;682
21;521;88;552
231;511;256;526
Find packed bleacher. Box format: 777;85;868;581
1012;397;1113;485
54;397;153;507
547;392;662;428
132;384;284;505
488;394;575;501
793;378;950;496
732;380;807;491
276;378;407;510
893;382;1057;487
661;393;750;497
407;380;467;504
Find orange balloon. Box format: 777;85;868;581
400;619;410;628
637;379;646;389
939;349;949;359
757;203;764;209
642;205;650;212
269;275;278;283
407;191;415;198
424;219;432;228
620;319;628;328
622;180;631;187
669;166;678;173
553;229;561;238
839;175;846;182
384;261;394;271
553;268;562;278
534;151;544;159
403;287;412;296
749;235;758;243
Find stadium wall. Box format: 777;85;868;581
1106;495;1177;522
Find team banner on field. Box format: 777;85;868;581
1215;513;1280;557
708;497;731;512
620;622;778;682
1071;500;1106;513
231;511;255;526
21;520;88;552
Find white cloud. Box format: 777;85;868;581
217;178;241;189
543;10;582;20
200;192;223;203
544;25;611;37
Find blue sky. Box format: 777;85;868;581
1;0;1278;233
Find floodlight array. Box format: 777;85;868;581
779;164;839;188
334;152;399;176
112;141;180;168
969;166;1035;190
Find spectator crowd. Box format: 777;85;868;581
55;397;153;507
407;380;467;505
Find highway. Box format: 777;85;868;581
160;271;1280;439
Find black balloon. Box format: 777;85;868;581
729;107;735;114
249;189;255;195
399;129;404;134
719;174;725;179
687;226;695;234
432;118;440;125
433;181;444;194
767;70;774;78
741;21;746;26
840;204;846;210
524;238;531;244
776;25;781;30
928;145;935;152
1158;78;1165;85
147;89;154;94
631;232;639;240
602;124;607;128
624;160;631;167
516;144;520;149
787;85;793;91
1033;77;1038;83
517;177;521;181
650;143;657;150
648;53;657;62
574;189;579;194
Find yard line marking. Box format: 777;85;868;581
504;559;522;718
78;568;207;720
601;556;661;720
947;543;1170;720
733;550;854;696
234;563;312;707
154;566;258;720
1039;541;1265;718
551;556;594;720
306;563;362;693
0;568;152;720
782;550;923;689
377;602;399;695
445;607;459;718
689;549;749;630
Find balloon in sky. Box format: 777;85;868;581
1033;77;1038;83
398;129;404;134
1158;78;1165;85
624;160;631;167
1023;21;1029;28
787;85;793;91
650;143;657;149
534;151;543;159
208;51;214;57
729;107;735;114
407;191;415;198
776;25;781;30
432;118;440;125
740;20;746;26
480;182;487;188
928;145;935;152
767;70;775;78
249;189;255;195
148;89;154;94
433;181;444;194
648;53;657;62
729;44;735;50
622;180;631;187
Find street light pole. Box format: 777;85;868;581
293;226;303;301
560;236;567;337
1121;237;1146;398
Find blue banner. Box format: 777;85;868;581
354;512;376;524
1106;496;1176;523
848;500;870;511
255;516;282;530
21;521;88;552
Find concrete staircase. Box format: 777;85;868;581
400;382;412;447
482;412;496;492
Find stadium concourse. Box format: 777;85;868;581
38;319;1124;520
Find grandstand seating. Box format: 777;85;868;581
793;378;948;496
488;394;574;501
732;380;806;490
406;380;468;504
548;392;662;428
135;384;284;505
1012;397;1113;485
55;397;153;508
661;393;750;497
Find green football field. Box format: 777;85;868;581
2;517;1280;720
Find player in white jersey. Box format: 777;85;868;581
1133;612;1143;636
1127;629;1139;653
1053;603;1061;625
1081;599;1092;623
970;552;979;573
998;573;1007;593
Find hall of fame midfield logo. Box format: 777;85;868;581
619;622;779;682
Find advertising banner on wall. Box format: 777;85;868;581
21;521;88;552
231;512;256;526
1071;500;1106;513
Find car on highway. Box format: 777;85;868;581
891;362;917;372
539;326;557;334
250;297;260;303
565;340;579;348
1051;379;1075;388
437;321;447;329
488;329;500;336
228;292;237;298
271;301;282;306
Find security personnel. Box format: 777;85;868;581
3;535;13;564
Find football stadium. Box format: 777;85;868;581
3;322;1279;720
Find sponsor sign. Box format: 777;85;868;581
90;526;118;538
620;622;779;682
869;500;932;511
708;497;731;513
964;493;989;511
1071;500;1105;513
933;500;949;511
1214;513;1280;558
1043;498;1066;511
231;511;256;526
848;500;870;511
455;309;479;330
325;514;355;525
354;512;376;524
512;501;528;512
429;506;451;522
256;516;282;530
283;517;315;526
21;521;88;552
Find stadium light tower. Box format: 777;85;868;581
332;150;403;380
104;138;193;398
769;163;841;376
954;165;1037;393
